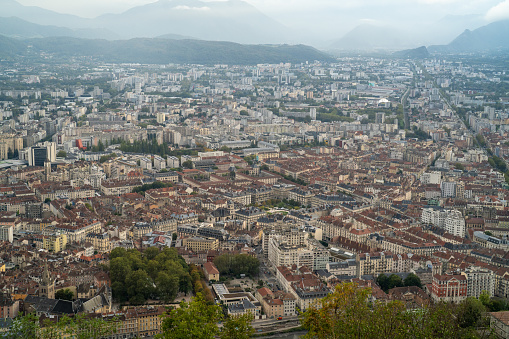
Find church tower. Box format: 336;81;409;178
39;261;55;299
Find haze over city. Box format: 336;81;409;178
7;0;509;46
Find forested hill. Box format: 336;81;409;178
0;34;335;65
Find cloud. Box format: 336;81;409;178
485;0;509;21
173;5;211;11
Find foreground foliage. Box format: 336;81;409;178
3;313;117;339
301;282;494;339
157;293;254;339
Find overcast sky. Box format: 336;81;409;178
15;0;509;37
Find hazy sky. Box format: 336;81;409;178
15;0;509;40
14;0;508;19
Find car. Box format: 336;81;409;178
277;317;283;320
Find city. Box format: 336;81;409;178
0;54;509;338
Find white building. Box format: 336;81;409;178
153;155;166;171
461;266;495;298
139;158;152;171
444;210;465;237
167;156;180;168
0;225;13;243
420;171;442;185
441;181;457;198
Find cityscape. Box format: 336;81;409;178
1;2;509;338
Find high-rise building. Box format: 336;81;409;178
461;266;495;298
445;210;466;237
375;112;386;124
0;225;13;243
27;142;56;167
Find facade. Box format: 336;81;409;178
444;210;466;238
0;225;13;243
0;293;19;319
182;237;219;252
461;266;495;298
430;274;467;303
203;262;220;282
490;311;509;339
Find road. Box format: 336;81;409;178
402;87;410;130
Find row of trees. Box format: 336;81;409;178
114;138;170;158
132;181;173;195
301;282;494;339
376;273;422;292
109;247;192;305
189;264;214;303
213;254;259;278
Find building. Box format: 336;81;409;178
490;311;509;339
430;274;467;303
153;156;166;171
182;237;219;252
357;252;395;277
444;210;466;238
203;262;220;282
420;171;441;185
39;262;55;299
255;287;296;318
461;266;495;298
35;233;68;253
441;181;457;198
27;142;56;167
0;225;13;243
0;293;19;319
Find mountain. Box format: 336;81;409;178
0;0;91;29
330;24;417;51
0;34;25;59
393;46;430;59
0;35;334;65
429;19;509;53
156;33;199;40
0;0;291;44
0;17;119;39
92;0;290;43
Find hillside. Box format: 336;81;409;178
393;46;430;59
0;35;335;65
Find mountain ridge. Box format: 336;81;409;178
0;34;335;65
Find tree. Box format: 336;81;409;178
156;272;179;303
57;150;67;158
301;282;373;339
456;297;488;329
403;273;422;289
213;254;259;277
219;314;254;339
55;288;74;301
158;293;223;339
4;313;39;339
59;314;118;339
4;313;117;339
125;269;153;304
182;160;193;169
301;282;486;339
